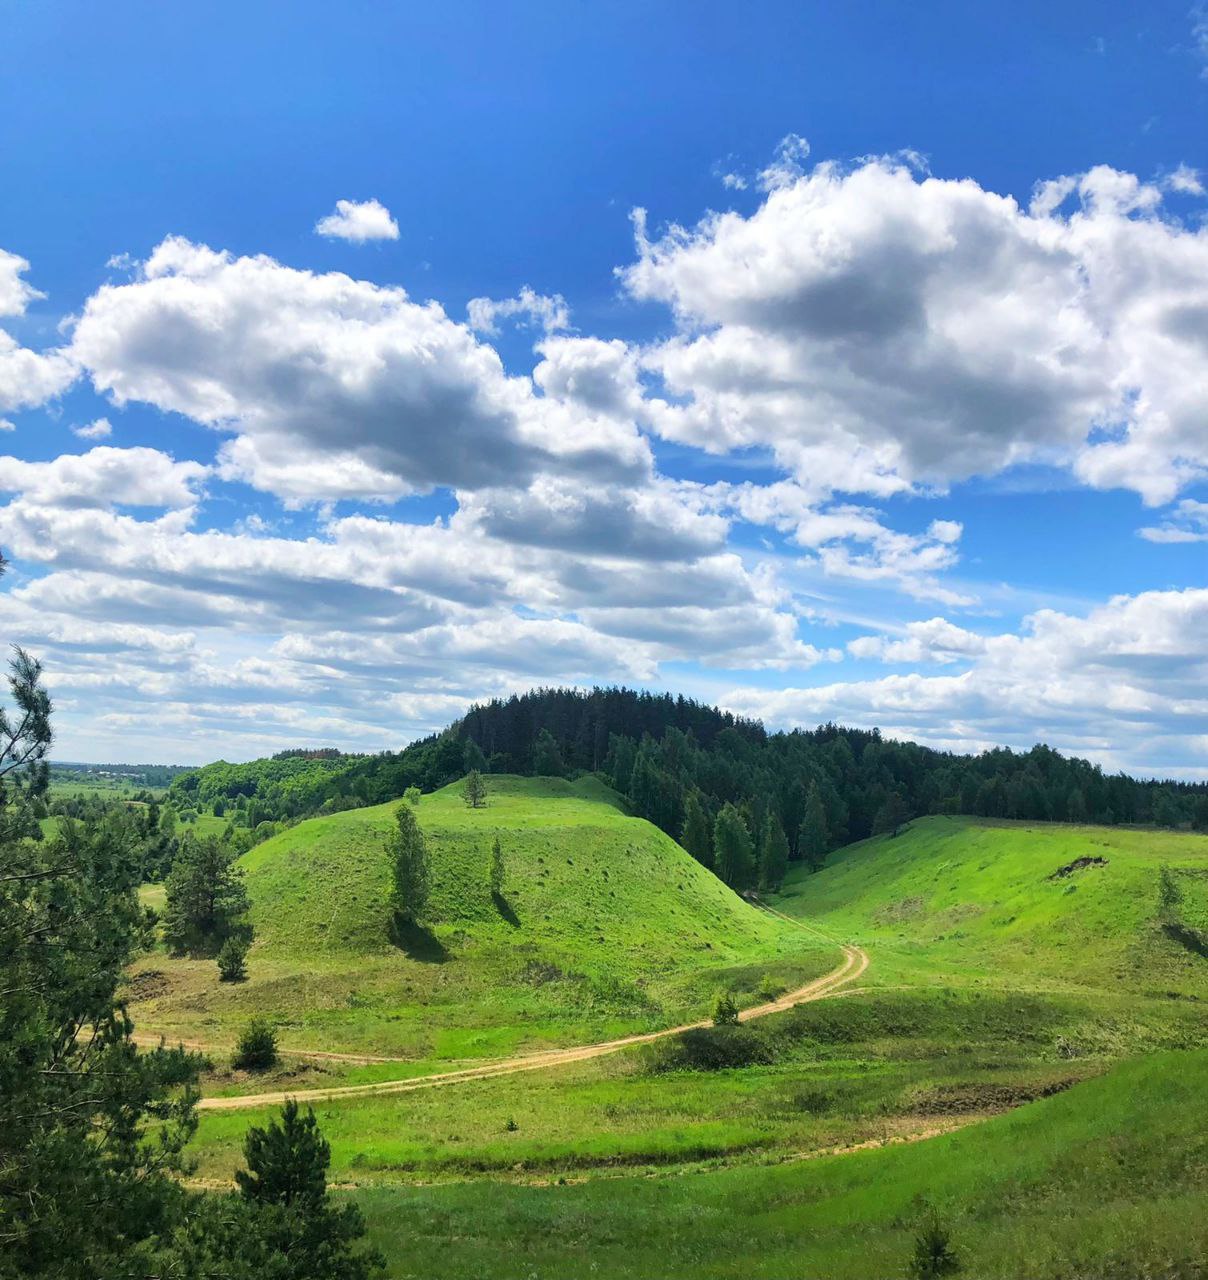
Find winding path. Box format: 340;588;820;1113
195;938;868;1113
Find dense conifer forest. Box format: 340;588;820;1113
167;688;1208;891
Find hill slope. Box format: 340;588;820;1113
351;1048;1208;1279
129;775;833;1060
775;815;1208;996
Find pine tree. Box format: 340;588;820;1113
462;769;487;808
162;834;250;955
489;834;505;897
388;802;429;925
217;935;249;982
759;811;789;890
713;802;755;891
681;790;713;868
798;781;830;872
237;1100;329;1207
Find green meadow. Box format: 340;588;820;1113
129;776;832;1065
164;803;1208;1277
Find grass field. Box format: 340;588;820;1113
348;1049;1208;1279
162;807;1208;1276
774;816;1208;998
129;775;833;1064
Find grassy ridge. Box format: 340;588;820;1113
128;775;833;1061
350;1049;1208;1279
776;815;1208;995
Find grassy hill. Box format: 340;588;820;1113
775;815;1208;997
128;775;833;1062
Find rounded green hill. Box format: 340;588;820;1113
129;775;835;1061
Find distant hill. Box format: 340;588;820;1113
776;814;1208;999
128;774;832;1058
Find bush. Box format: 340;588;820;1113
756;973;786;1001
217;936;248;983
713;991;740;1025
646;1024;778;1073
404;786;421;806
233;1018;277;1071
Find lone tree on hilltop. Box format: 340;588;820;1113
798;781;829;872
388;802;430;926
489;834;505;898
462;769;487;809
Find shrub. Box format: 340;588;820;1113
756;973;786;1001
906;1208;961;1278
713;991;740;1025
404;786;421;806
646;1024;777;1073
233;1018;277;1072
217;935;248;983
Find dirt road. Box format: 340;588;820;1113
196;940;869;1112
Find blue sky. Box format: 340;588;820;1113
0;1;1206;772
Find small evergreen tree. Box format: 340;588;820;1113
233;1018;277;1071
713;803;755;891
681;790;713;868
161;834;250;955
532;727;566;777
906;1207;961;1277
759;811;790;890
236;1099;328;1207
217;1100;383;1278
462;769;487;809
388;802;430;925
798;781;830;871
489;834;505;897
217;934;249;983
713;991;740;1026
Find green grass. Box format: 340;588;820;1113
776;815;1208;997
128;775;833;1061
347;1048;1208;1278
168;811;1208;1277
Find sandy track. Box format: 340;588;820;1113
196;940;868;1112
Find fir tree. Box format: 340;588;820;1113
681;790;713;868
388;802;430;925
162;834;250;955
798;781;830;871
759;811;790;890
713;802;755;891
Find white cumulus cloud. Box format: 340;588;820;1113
314;197;400;242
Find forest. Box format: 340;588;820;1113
163;687;1208;890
